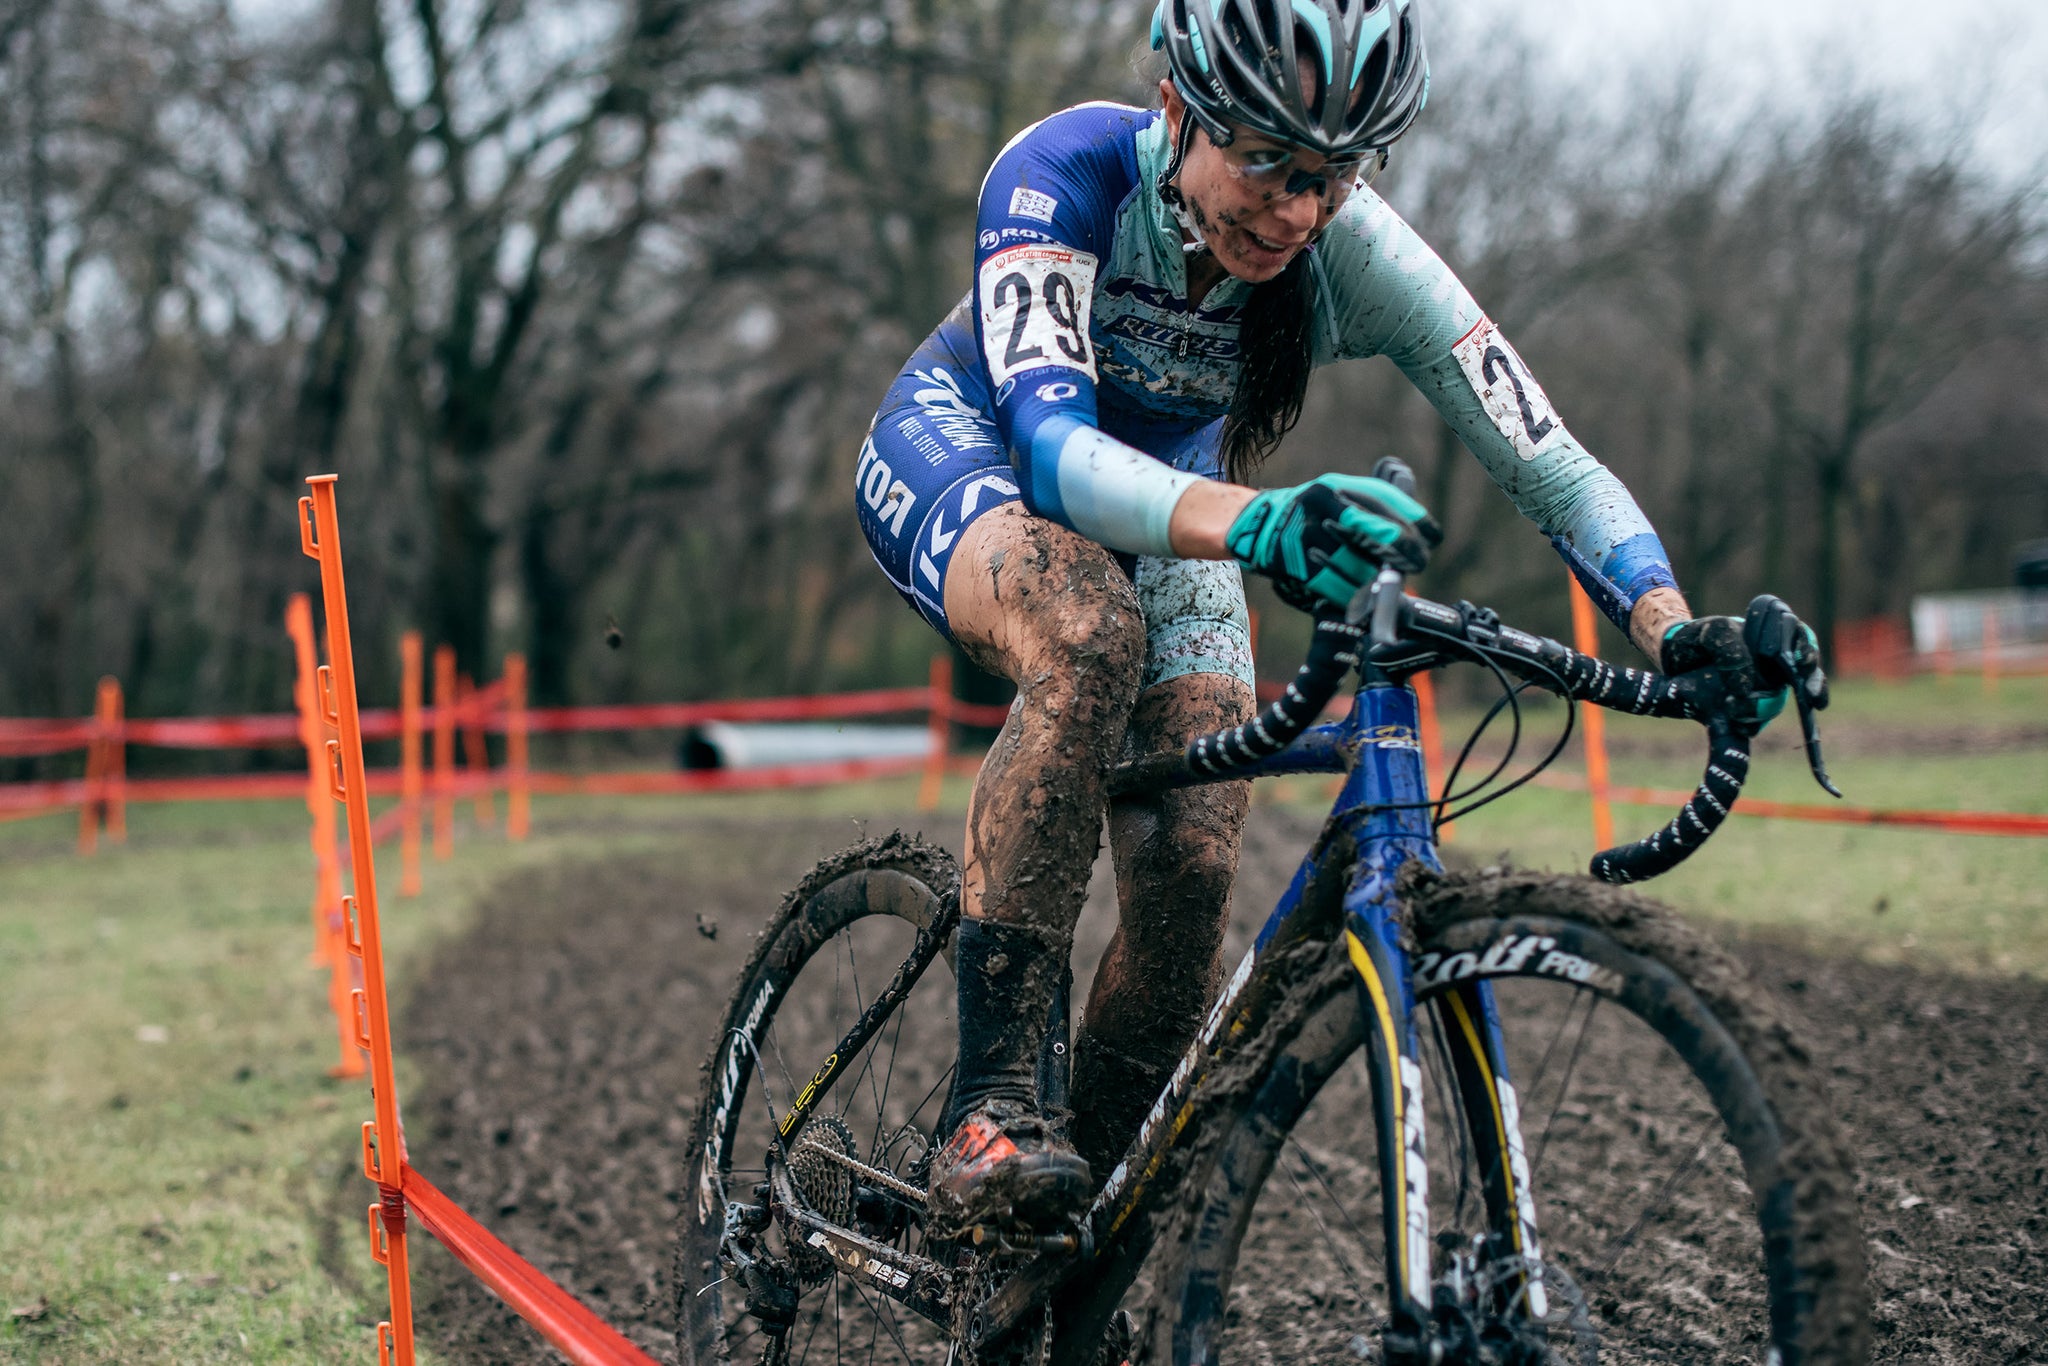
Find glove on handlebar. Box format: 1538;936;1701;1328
1226;474;1440;612
1661;609;1821;734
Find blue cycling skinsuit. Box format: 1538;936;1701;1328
856;103;1677;688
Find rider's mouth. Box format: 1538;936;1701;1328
1244;229;1303;262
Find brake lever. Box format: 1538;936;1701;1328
1366;565;1405;645
1744;594;1841;798
1793;690;1841;798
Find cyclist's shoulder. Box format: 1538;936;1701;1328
982;103;1154;200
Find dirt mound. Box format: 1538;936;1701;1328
369;810;2048;1363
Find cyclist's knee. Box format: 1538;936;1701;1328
951;509;1143;715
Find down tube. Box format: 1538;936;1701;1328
1334;681;1441;1331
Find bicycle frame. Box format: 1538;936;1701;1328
751;671;1544;1360
955;672;1544;1359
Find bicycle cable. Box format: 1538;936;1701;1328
1431;636;1581;827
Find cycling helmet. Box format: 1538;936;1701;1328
1150;0;1429;158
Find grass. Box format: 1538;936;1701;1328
1;676;2042;1359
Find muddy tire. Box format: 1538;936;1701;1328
674;832;963;1366
1146;868;1869;1366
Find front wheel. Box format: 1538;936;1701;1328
1145;868;1869;1365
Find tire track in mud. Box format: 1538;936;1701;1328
358;810;2047;1364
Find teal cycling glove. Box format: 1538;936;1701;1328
1226;473;1440;611
1661;615;1820;732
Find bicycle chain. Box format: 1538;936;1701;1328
795;1131;929;1206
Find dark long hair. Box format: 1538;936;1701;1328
1220;250;1316;484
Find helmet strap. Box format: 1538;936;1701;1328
1156;107;1210;255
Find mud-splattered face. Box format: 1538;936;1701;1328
1159;79;1365;284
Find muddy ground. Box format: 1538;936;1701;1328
347;809;2047;1364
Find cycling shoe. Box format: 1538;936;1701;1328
926;1098;1090;1238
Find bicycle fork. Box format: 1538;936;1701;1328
1337;683;1547;1357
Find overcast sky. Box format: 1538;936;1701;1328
1484;0;2048;175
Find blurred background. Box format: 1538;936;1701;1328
4;0;2044;730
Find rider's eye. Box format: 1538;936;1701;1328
1239;150;1289;174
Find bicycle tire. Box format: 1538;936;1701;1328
1144;867;1869;1366
674;831;963;1366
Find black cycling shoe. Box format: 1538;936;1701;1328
925;1099;1091;1239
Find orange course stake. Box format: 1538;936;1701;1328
1567;576;1616;852
919;654;952;813
459;673;496;828
400;633;424;897
289;593;367;1079
298;475;417;1364
433;645;456;860
97;678;127;844
505;654;530;841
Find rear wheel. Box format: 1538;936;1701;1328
674;833;964;1366
1146;868;1869;1365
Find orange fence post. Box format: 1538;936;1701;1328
288;593;367;1079
1411;667;1453;844
505;654;530;841
433;644;456;859
400;632;424;897
459;672;496;828
1567;577;1615;853
298;475;416;1365
919;654;952;813
98;678;126;843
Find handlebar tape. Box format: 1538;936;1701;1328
1589;725;1750;884
1110;615;1361;794
1535;645;1690;719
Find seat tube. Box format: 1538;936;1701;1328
1334;681;1440;1333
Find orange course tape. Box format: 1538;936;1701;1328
1529;770;2048;838
401;1168;659;1366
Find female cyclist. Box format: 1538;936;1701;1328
855;0;1757;1236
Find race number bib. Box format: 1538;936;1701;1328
978;244;1099;388
1452;318;1568;463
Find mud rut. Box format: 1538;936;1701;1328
355;810;2047;1364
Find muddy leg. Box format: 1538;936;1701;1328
939;504;1144;1131
1070;673;1253;1177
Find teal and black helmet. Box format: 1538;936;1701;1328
1151;0;1429;158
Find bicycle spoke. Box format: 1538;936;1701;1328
1281;1132;1384;1284
1528;989;1599;1183
1582;1120;1717;1286
870;996;909;1157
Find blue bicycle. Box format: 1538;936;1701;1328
677;541;1869;1365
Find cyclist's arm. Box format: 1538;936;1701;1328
972;109;1212;558
1315;192;1687;655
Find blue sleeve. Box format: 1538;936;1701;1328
1311;192;1681;632
972;106;1201;556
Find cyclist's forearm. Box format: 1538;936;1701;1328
1168;479;1257;559
1629;587;1690;661
1015;416;1204;555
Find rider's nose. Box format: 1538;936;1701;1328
1271;189;1319;239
